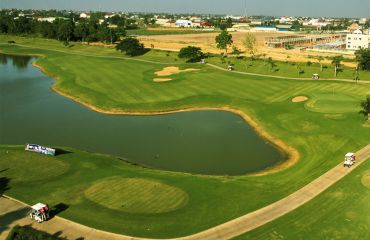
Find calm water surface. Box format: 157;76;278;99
0;54;285;175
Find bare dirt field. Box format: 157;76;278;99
139;32;356;67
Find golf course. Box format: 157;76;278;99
0;35;370;239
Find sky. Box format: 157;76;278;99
1;0;369;18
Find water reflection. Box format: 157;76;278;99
11;55;32;69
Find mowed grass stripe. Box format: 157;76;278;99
85;177;188;214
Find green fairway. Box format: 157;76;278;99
0;35;369;238
235;158;370;240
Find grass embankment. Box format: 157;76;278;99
236;157;370;240
0;35;369;238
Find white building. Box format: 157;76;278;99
175;20;193;28
346;30;369;50
79;13;90;19
37;17;56;23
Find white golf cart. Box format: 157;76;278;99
312;73;320;80
30;203;50;223
343;152;356;168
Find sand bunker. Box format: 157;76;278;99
155;66;199;76
292;96;308;103
153;78;173;82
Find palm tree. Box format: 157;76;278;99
332;56;343;77
318;56;324;72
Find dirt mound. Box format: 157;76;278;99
155;66;199;76
292;96;308;103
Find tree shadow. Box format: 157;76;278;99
0;177;10;196
0;207;29;234
55;149;72;156
49;203;69;219
0;168;10;174
6;224;69;240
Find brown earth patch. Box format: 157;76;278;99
292;96;308;103
155;66;199;76
153;78;172;82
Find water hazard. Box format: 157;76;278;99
0;54;285;175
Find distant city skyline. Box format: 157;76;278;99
1;0;369;18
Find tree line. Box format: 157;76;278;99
0;9;129;44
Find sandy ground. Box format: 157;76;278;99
138;31;356;67
154;66;199;76
153;78;172;82
292;96;309;103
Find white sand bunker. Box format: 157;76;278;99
155;66;199;77
153;78;172;82
292;96;308;103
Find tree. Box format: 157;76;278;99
115;37;146;56
215;30;233;53
74;19;89;42
359;96;370;120
355;49;370;71
267;57;277;71
243;33;257;56
317;56;324;72
178;46;204;62
331;55;343;77
57;20;74;43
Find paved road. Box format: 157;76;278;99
1;144;369;240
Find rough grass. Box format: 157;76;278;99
0;148;69;182
85;177;188;214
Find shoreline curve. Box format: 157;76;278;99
31;60;299;176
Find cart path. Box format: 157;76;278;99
206;63;370;84
1;144;370;240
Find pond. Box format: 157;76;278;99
0;54;285;175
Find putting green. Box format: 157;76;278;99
85;177;188;214
305;93;361;114
0;148;69;182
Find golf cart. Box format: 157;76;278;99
343;152;356;168
227;65;233;71
312;73;320;80
30;203;49;223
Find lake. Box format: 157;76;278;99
0;54;285;175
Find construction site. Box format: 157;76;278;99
265;34;347;49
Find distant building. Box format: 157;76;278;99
347;23;361;32
175;19;193;28
276;25;292;31
36;17;56;23
359;18;367;25
346;30;369;50
252;26;277;32
227;24;250;32
79;13;90;19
